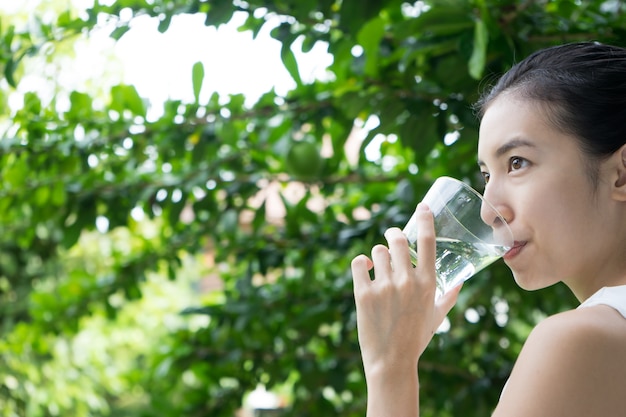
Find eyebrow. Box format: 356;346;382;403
477;138;537;167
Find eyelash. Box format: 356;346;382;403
481;156;529;184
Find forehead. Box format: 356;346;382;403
477;94;570;163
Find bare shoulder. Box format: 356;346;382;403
535;304;626;343
493;306;626;417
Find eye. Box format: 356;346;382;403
481;171;490;184
508;156;528;172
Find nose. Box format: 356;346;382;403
480;183;513;230
479;198;514;248
480;199;502;228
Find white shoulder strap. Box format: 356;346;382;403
578;285;626;320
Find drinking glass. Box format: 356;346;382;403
402;176;514;297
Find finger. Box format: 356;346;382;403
384;227;413;278
351;254;373;293
371;244;392;280
416;203;436;276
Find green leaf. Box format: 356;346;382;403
4;153;28;188
398;3;472;39
57;10;73;28
158;14;172;33
4;57;17;87
237;13;266;39
67;91;93;121
468;19;488;80
339;0;384;34
281;41;302;86
34;186;50;206
110;84;146;117
23;91;42;114
205;2;234;26
357;16;386;77
167;193;187;226
110;25;130;40
192;61;204;103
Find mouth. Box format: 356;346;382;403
503;241;526;261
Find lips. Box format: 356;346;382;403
503;241;527;261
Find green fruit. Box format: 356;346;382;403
285;141;323;180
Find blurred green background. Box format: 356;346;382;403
1;0;623;415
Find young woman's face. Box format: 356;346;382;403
477;93;623;299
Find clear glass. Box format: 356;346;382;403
402;176;514;297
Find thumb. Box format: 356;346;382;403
433;283;462;326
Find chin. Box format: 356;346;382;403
512;271;556;292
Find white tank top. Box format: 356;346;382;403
577;285;626;319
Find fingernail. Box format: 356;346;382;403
417;202;430;211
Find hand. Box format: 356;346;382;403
351;203;461;377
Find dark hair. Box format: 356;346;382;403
475;42;626;177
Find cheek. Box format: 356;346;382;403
532;185;593;247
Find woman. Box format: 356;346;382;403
351;42;626;416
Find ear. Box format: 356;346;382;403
612;144;626;201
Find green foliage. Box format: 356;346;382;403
1;0;622;415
